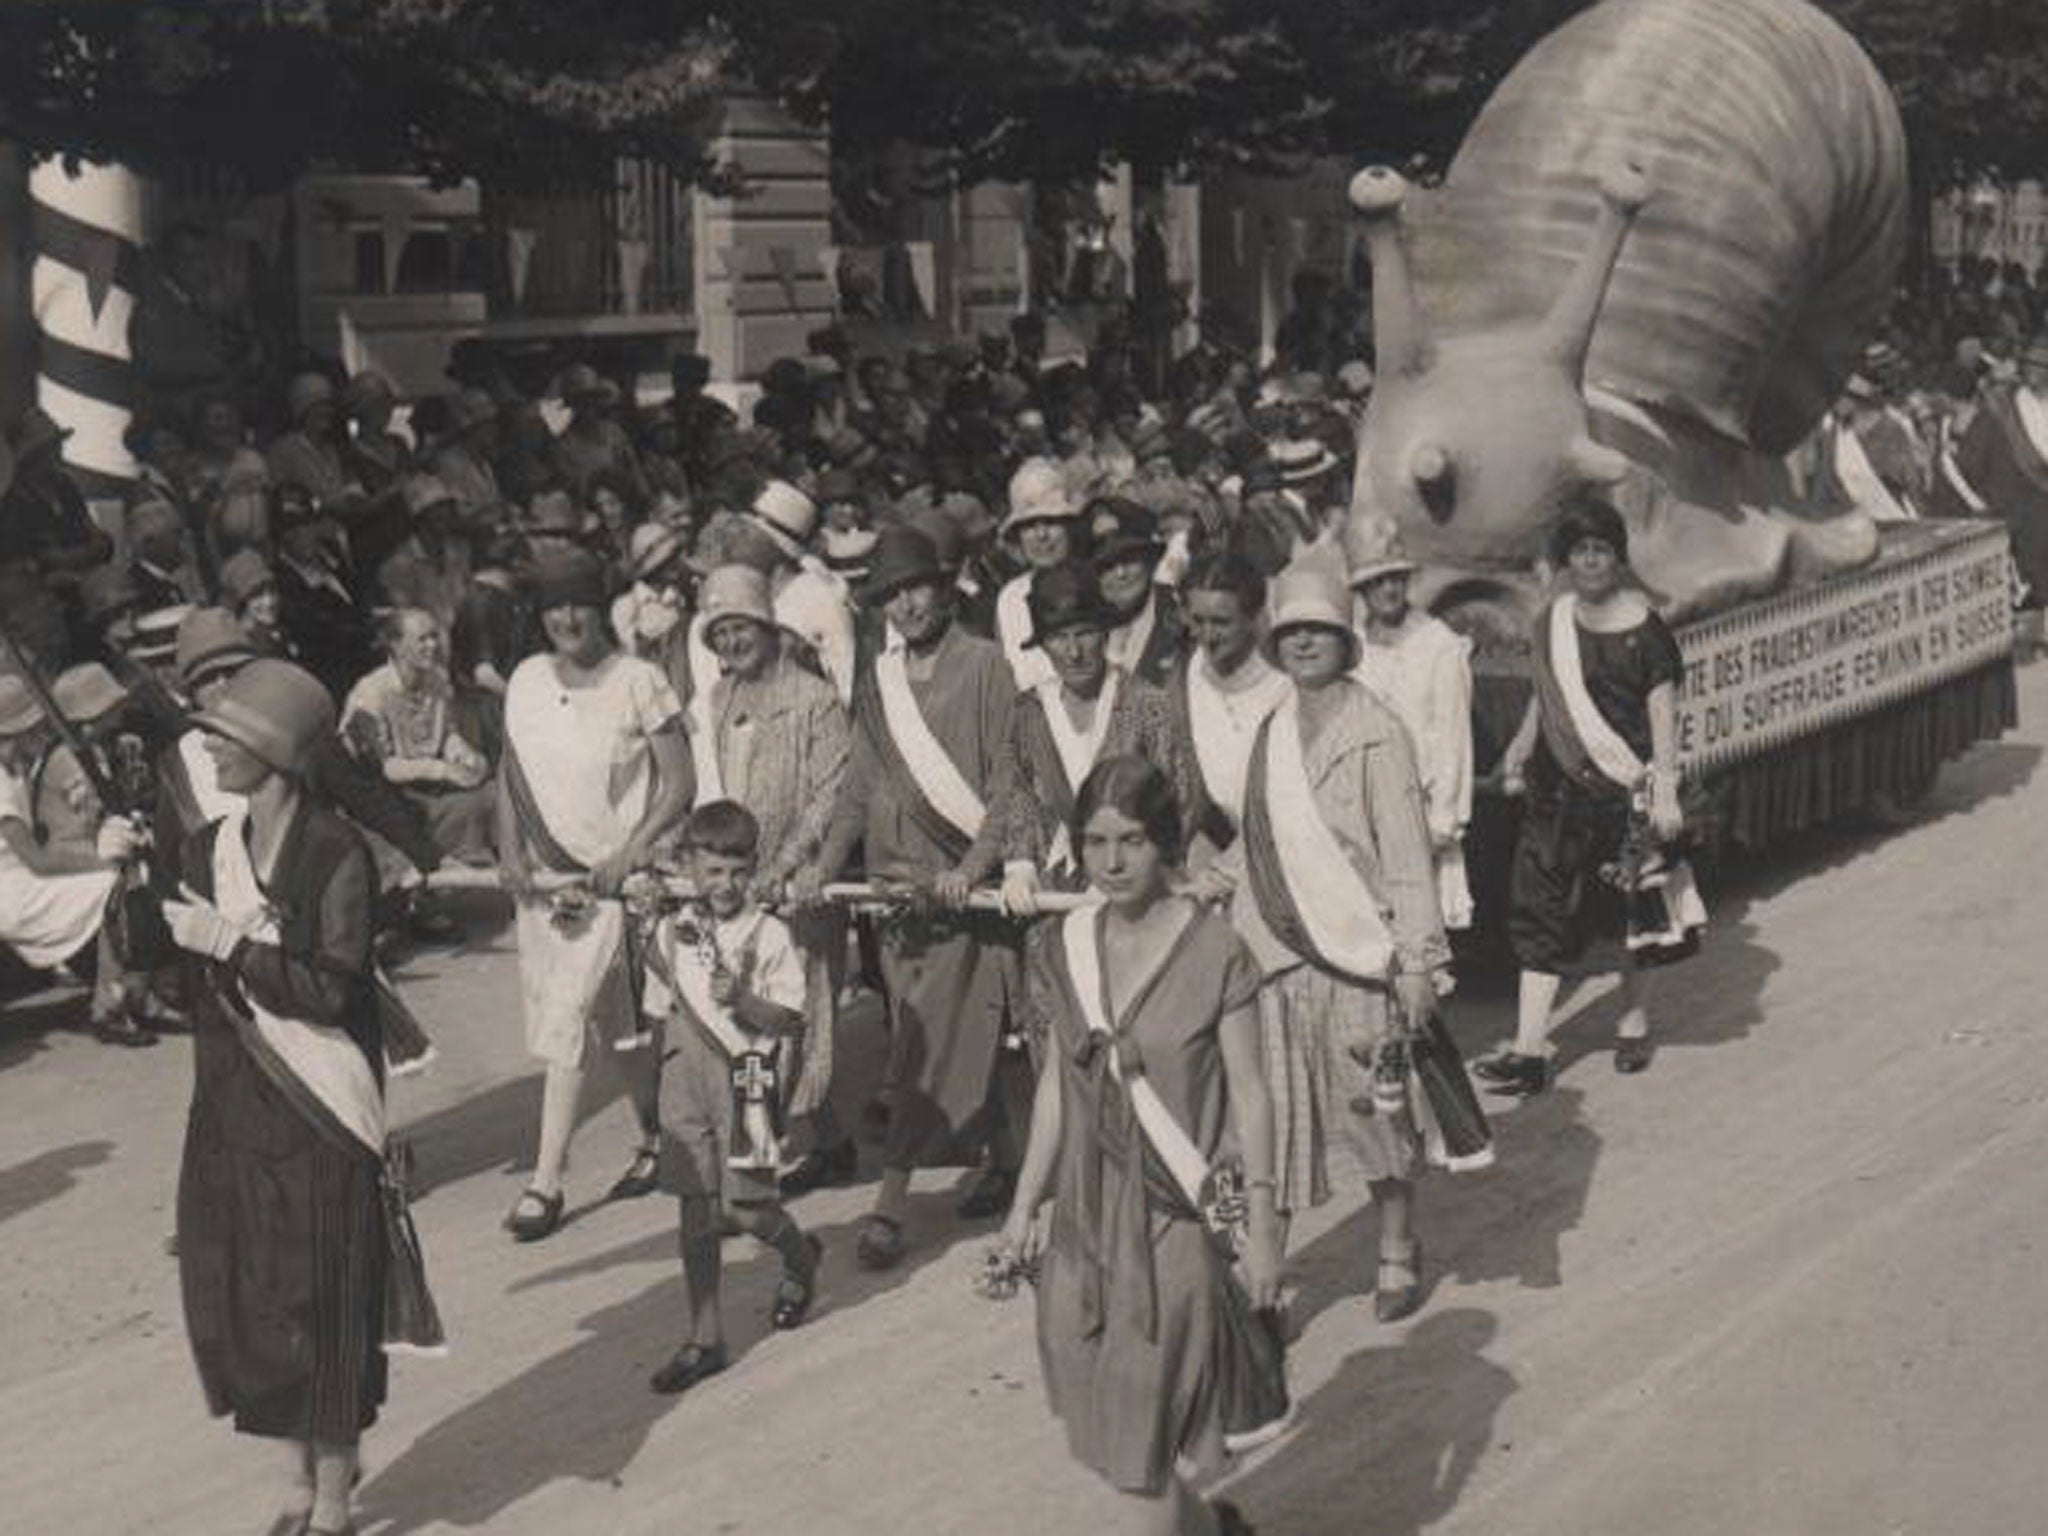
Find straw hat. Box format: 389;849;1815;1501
748;480;819;558
130;605;194;666
819;525;880;576
697;564;777;633
1270;438;1343;486
1002;456;1081;535
627;521;686;581
194;658;337;776
1344;513;1419;588
175;607;258;689
1262;560;1358;669
52;662;129;724
0;673;46;737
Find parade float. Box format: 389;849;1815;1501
1343;0;2017;872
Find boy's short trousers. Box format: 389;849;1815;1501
658;1020;780;1208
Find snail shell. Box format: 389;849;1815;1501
1406;0;1909;455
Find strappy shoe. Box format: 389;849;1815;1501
854;1212;906;1271
1375;1239;1423;1324
649;1341;728;1395
606;1145;662;1201
504;1187;565;1242
1614;1033;1654;1074
1476;1051;1550;1098
772;1235;825;1330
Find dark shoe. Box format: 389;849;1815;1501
504;1187;565;1242
91;1011;158;1048
128;993;189;1034
778;1141;858;1198
771;1235;824;1330
956;1168;1016;1221
1375;1240;1423;1324
1211;1498;1257;1535
1614;1034;1653;1074
649;1341;728;1395
606;1146;662;1201
405;900;465;946
854;1212;906;1271
1477;1051;1550;1098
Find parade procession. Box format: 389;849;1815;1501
5;2;2048;1533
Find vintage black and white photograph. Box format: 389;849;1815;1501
0;2;2041;1532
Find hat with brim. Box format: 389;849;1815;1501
1271;438;1343;485
1002;456;1082;536
1344;512;1419;588
130;604;194;666
176;607;258;689
627;521;686;581
194;658;337;776
1842;373;1880;404
0;673;47;737
697;564;779;634
1024;562;1118;649
1088;499;1165;570
821;525;880;574
1261;565;1359;669
52;662;129;724
857;527;949;608
218;550;277;612
748;480;819;559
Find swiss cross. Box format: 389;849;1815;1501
732;1053;777;1100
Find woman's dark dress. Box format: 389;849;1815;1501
177;804;388;1442
1509;611;1685;977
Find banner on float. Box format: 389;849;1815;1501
1672;520;2013;774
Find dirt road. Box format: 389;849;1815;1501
4;665;2045;1536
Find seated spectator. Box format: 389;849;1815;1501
218;548;289;661
266;371;365;516
0;673;157;1046
550;363;647;504
342;608;497;869
272;486;377;700
1;407;115;586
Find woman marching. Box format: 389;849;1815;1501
496;546;694;1240
1197;549;1492;1323
1477;495;1705;1096
998;755;1285;1536
164;659;441;1536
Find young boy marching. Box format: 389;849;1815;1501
646;800;823;1395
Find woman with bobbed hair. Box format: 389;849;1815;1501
999;753;1283;1536
1479;494;1704;1098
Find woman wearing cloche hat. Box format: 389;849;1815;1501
166;656;438;1536
1192;541;1493;1325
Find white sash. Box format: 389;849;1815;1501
1060;906;1209;1210
1940;448;1989;513
213;808;384;1156
1833;422;1908;523
687;689;725;808
657;908;759;1059
1035;669;1121;870
1187;656;1284;825
1549;595;1650;792
1260;694;1395;981
875;647;986;840
2017;387;2048;467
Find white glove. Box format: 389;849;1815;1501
162;897;242;961
95;816;143;865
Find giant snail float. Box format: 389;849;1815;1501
1342;0;1911;642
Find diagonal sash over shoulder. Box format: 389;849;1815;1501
687;688;725;808
1240;697;1395;983
853;647;983;864
1531;594;1646;794
1033;669;1121;872
498;729;588;875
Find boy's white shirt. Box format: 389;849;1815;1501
642;901;807;1034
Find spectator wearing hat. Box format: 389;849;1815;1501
374;473;474;633
1932;331;2048;649
165;658;416;1536
1830;371;1924;522
1087;496;1186;688
127;496;206;611
1;406;115;586
451;528;536;697
271;485;376;702
0;672;154;1045
497;545;692;1241
611;520;694;703
814;468;879;582
999;560;1200;903
806;526;1030;1270
688;479;856;704
218;548;289;659
1166;552;1292;869
995;456;1086;690
1269;437;1347;518
266;371;367;517
1191;547;1489;1323
1347;517;1476;931
687;563;857;1193
342;608;497;870
34;663;145;861
551;363;648;505
427;386;509;527
188;393;273;563
341;370;413;500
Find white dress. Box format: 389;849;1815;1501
505;651;683;1066
0;769;115;969
1353;611;1476;929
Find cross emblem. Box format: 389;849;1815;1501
731;1052;777;1101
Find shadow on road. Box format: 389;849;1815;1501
0;1138;114;1226
1224;1306;1516;1536
0;984;89;1072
